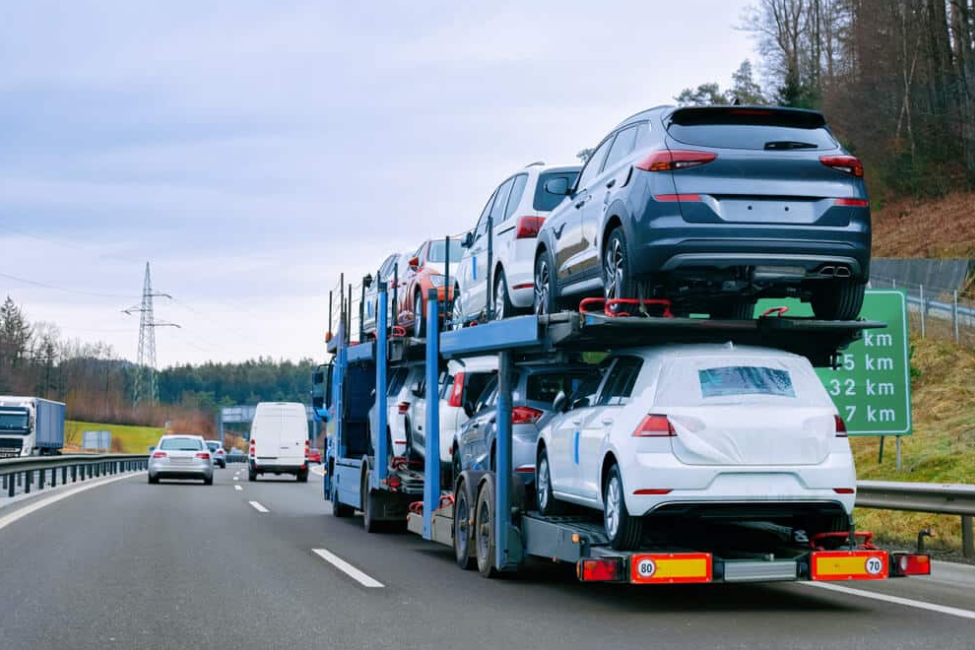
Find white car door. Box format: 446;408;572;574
458;192;495;324
549;369;605;496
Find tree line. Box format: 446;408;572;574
677;0;975;198
0;296;315;426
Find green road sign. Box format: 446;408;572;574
755;290;912;436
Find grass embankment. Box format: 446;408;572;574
64;421;164;454
872;191;975;259
850;336;975;556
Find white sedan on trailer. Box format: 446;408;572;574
534;344;855;550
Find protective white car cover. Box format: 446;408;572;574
654;355;837;466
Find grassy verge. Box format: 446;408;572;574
64;421;165;454
850;335;975;558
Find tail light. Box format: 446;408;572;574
152;451;167;459
397;401;410;414
511;406;543;425
305;439;310;459
636;150;717;172
577;558;624;582
834;415;847;437
448;372;466;408
515;216;545;239
833;488;855;494
820;155;864;177
654;194;702;202
891;552;931;576
196;452;211;460
834;198;869;207
633;414;675;437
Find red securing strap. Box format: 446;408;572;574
810;531;876;550
391;325;407;338
605;298;674;318
579;297;606;314
439;494;455;509
408;501;423;515
761;306;789;318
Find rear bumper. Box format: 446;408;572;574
149;463;213;479
252;461;306;474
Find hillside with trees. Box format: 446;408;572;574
0;295;315;427
678;0;975;203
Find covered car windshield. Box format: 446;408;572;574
160;437;203;451
427;239;464;264
526;370;598;403
655;355;832;407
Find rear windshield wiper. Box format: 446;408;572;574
764;141;817;150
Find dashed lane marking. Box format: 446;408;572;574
248;501;269;513
312;548;384;588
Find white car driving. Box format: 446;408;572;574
451;162;580;326
535;344;855;550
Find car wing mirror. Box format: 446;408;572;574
461;231;474;248
544;177;570;196
552;390;567;413
363;273;373;289
408;256;420;269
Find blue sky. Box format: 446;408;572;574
0;1;754;365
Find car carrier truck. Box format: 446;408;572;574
0;396;66;458
312;262;931;586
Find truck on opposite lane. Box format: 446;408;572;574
0;396;66;458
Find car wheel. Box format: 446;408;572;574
413;292;426;337
453;478;476;570
534;250;558;316
297;469;309;483
710;300;756;320
204;476;213;486
603;228;635;302
810;279;866;320
451;283;464;330
493;269;514;320
148;474;158;484
475;480;497;578
603;463;643;550
535;447;564;515
451;448;462;488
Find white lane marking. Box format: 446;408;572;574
234;485;242;491
801;582;975;621
248;501;269;513
312;548;384;588
0;472;143;533
233;476;239;481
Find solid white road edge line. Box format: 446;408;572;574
234;485;242;491
0;472;143;533
800;582;975;621
248;500;269;513
312;548;384;588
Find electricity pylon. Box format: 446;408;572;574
124;262;179;404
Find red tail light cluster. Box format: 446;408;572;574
152;451;167;459
632;414;675;437
305;439;310;459
636;150;717;172
820;155;864;177
834;198;869;207
196;452;211;460
397;401;410;414
834;415;848;437
511;406;543;425
448;372;466;408
514;216;545;239
891;552;931;576
577;558;624;582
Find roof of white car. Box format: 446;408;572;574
449;355;498;373
523;162;581;173
622;343;806;362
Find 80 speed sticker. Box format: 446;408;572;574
636;558;657;579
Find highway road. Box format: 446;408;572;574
0;466;973;650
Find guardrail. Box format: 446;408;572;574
0;454;149;499
857;480;975;558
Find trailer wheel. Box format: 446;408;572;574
604;464;642;550
475;480;497;578
362;470;380;533
536;447;565;515
453;478;476;570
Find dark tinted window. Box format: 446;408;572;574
597;357;643;406
504;174;529;221
427;239;464;263
527;370;599;404
533;170;580;211
475;375;499;412
0;413;28;430
667;109;836;151
603;126;639;170
567;372;603;410
387;368;408;396
464;372;496;406
475;190;496;238
576;137;613;190
490;178;514;224
206;441;220;451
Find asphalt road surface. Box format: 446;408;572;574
1;466;973;650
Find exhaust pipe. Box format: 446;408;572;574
819;266;835;277
835;266;851;278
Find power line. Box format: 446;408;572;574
0;217;144;264
0;270;139;299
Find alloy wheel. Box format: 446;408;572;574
604;474;622;539
537;456;550;511
494;279;505;320
414;293;423;337
604;237;625;300
534;260;550;315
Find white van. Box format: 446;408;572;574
248;402;310;482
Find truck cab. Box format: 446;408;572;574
0;396;66;458
0;405;30;457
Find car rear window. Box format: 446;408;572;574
698;366;795;399
667;107;837;151
206;442;219;451
534;170;580;212
160;437;203;451
526;370;597;403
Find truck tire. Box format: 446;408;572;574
604;464;642;551
331;481;354;518
453;477;476;570
474;479;497;578
810;279;866;320
361;471;381;533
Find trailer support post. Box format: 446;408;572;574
495;350;514;570
375;282;389;488
422;288;441;540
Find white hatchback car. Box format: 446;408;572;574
405;356;497;468
369;365;422;460
361;251;409;336
451;163;581;326
535;344;854;550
